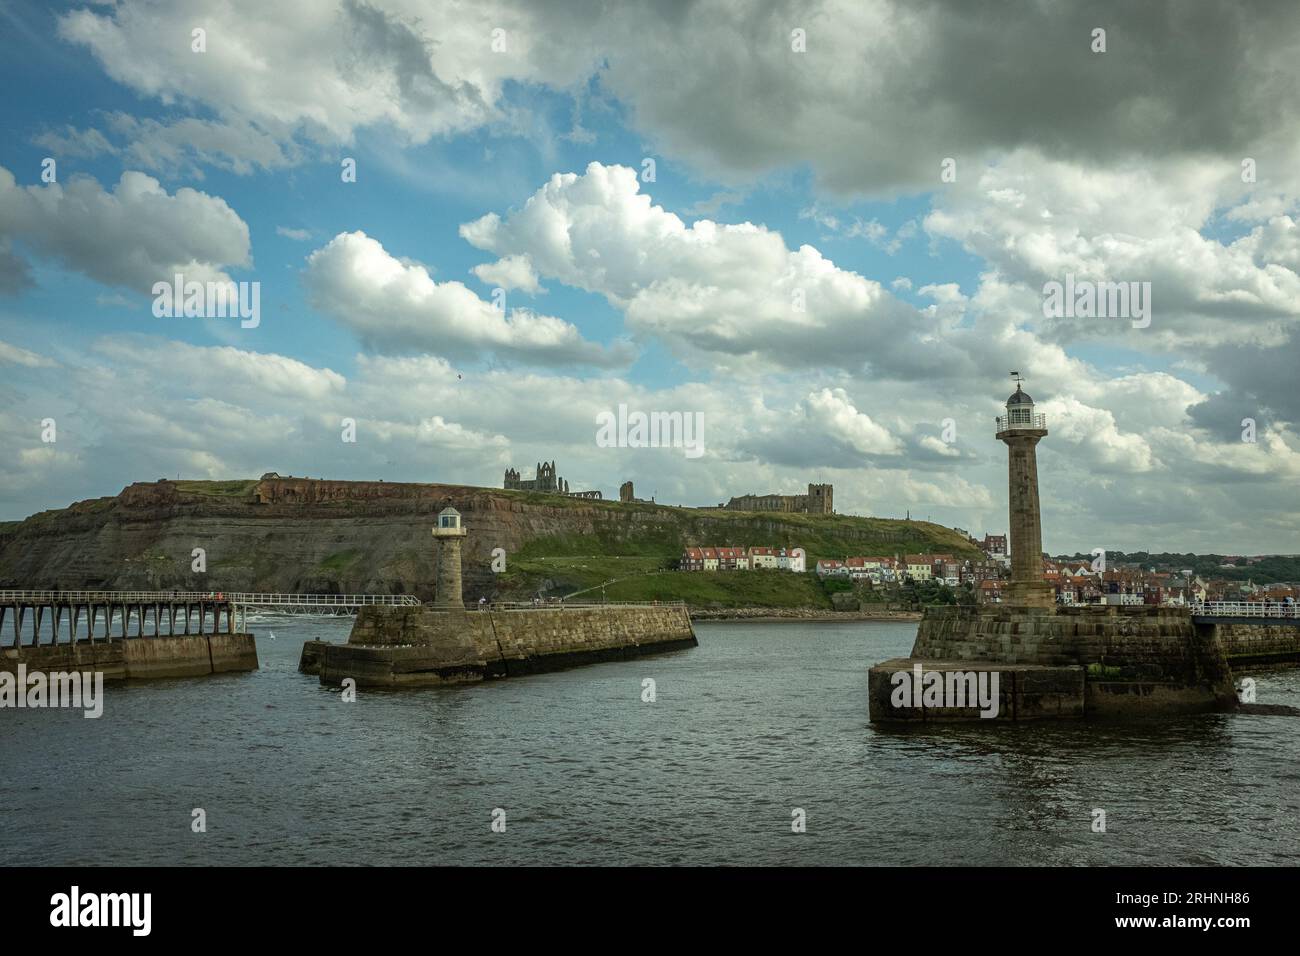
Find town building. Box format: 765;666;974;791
903;555;934;581
681;545;804;573
816;555;899;584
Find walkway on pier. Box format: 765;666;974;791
1191;600;1300;624
0;590;419;646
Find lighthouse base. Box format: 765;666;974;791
1003;581;1056;609
869;604;1239;721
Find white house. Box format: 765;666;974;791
782;548;806;573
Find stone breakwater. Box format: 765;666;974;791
1;633;258;681
869;604;1239;721
300;604;697;687
1213;621;1300;669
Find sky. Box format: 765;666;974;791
1;0;1299;555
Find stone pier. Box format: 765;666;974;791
868;604;1238;721
300;603;697;687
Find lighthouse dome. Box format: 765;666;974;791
1006;386;1034;406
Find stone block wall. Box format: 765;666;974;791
910;604;1236;715
1211;622;1300;668
1;633;257;680
867;657;1085;722
307;604;697;686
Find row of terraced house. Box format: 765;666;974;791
1064;564;1298;608
816;554;1004;588
680;546;807;572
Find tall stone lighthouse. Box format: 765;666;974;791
432;506;467;608
995;377;1054;608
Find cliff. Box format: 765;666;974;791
0;477;982;604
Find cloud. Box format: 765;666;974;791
461;162;937;373
924;152;1300;348
582;0;1300;195
31;124;115;158
53;0;1300;202
93;337;346;401
303;231;631;367
55;0;598;154
33;113;295;178
0;239;34;295
0;339;57;368
471;253;541;293
737;388;903;467
0;166;250;292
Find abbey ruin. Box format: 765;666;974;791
503;461;602;499
721;483;834;515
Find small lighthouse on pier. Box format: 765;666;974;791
433;507;467;608
995;374;1054;608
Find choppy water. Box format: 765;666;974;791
2;617;1298;866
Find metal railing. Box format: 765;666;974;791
0;590;421;607
1192;600;1299;619
995;413;1047;431
0;592;681;610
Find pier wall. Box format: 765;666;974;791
0;634;258;681
877;604;1237;719
304;604;697;686
867;659;1085;722
1208;622;1300;669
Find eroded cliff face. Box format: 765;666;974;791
0;478;977;601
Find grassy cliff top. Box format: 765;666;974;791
9;477;982;563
